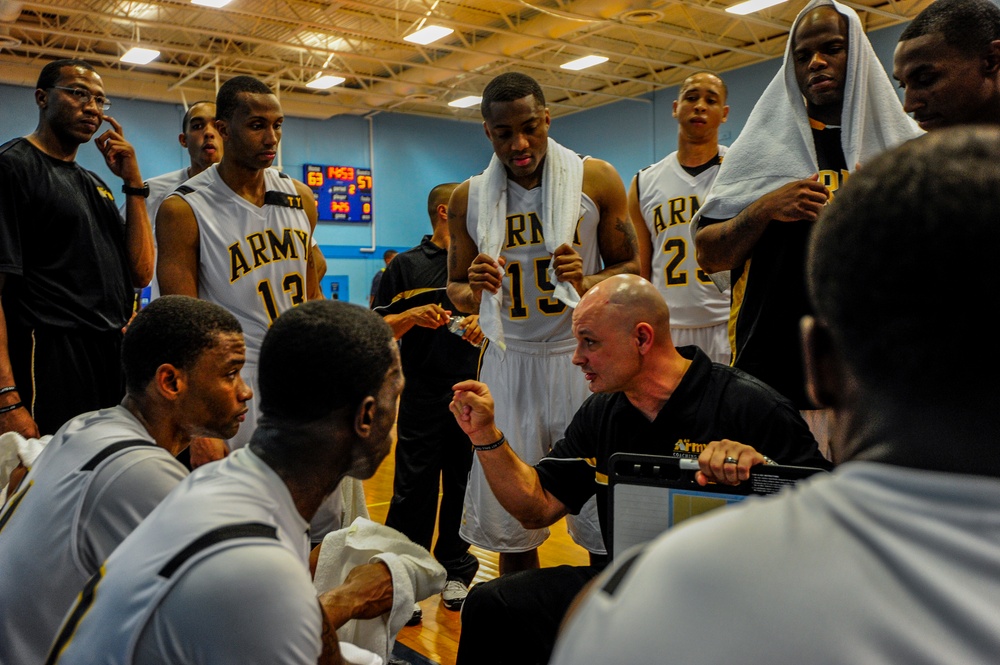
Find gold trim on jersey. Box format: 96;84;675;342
30;329;37;417
728;256;749;367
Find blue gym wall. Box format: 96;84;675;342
0;24;906;305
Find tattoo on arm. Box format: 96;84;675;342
448;235;462;280
615;217;638;258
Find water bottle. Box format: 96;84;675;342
447;316;482;347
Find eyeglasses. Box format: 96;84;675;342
50;86;112;111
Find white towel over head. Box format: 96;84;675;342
691;0;923;290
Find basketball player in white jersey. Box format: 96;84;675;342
120;100;221;302
0;296;250;665
629;71;731;365
156;75;320;462
48;300;400;665
447;72;639;575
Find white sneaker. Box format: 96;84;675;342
441;578;470;611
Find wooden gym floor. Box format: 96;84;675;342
362;430;590;665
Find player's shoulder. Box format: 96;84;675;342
158;189;196;217
289;176;314;197
582;157;625;200
448;179;472;216
636;152;678;184
582;156;617;177
147;168;187;187
263;166;299;188
171;165;218;196
452;178;471;199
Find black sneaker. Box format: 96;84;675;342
405;603;422;626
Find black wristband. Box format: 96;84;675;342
0;386;16;396
122;182;150;198
473;433;506;452
0;401;23;414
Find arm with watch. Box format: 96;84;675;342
95;115;154;288
0;277;39;438
449;379;571;530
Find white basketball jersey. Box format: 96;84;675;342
637;147;730;328
118;167;190;302
0;407;185;665
51;447;314;665
468;178;601;342
176;166;311;363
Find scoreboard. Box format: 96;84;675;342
303;164;373;223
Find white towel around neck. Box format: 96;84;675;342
690;0;923;290
472;137;585;350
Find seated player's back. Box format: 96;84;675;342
0;408;186;664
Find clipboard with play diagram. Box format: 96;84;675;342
606;452;826;559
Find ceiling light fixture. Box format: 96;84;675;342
561;55;608;71
192;0;232;7
120;46;160;65
725;0;787;15
306;73;346;90
448;95;481;108
404;25;454;45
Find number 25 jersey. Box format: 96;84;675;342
172;165;311;363
636;146;729;329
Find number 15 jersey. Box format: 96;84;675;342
172;165;311;364
467;177;601;343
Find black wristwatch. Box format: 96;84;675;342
122;182;150;198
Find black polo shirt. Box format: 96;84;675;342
373;234;479;396
535;346;831;546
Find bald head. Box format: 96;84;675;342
572;275;682;395
576;275;671;339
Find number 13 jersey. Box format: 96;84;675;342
173;165;311;364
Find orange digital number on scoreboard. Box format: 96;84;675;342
327;166;355;181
